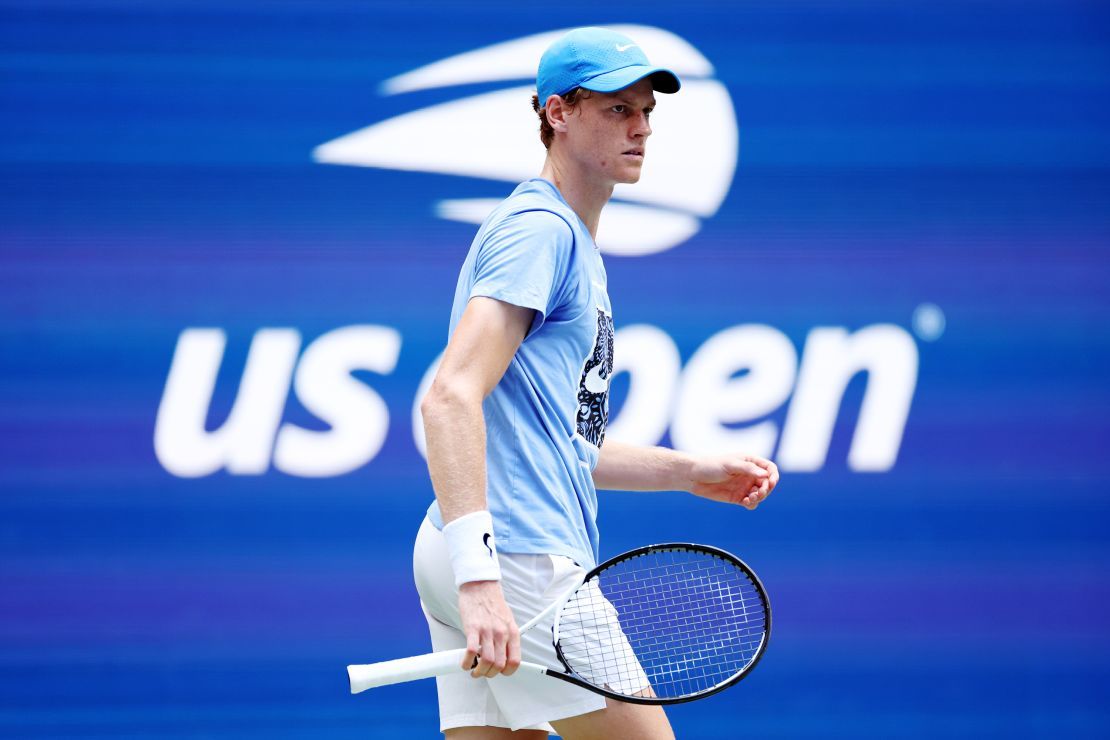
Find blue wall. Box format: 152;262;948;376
1;1;1108;737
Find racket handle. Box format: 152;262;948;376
348;648;469;693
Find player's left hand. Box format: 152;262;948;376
686;454;779;510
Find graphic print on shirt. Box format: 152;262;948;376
576;308;615;448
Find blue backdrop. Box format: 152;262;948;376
2;1;1108;737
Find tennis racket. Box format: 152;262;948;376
348;543;770;705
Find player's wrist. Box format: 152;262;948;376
669;450;699;493
442;510;501;587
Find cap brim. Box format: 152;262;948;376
579;65;681;95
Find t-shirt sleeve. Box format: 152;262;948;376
469;209;575;334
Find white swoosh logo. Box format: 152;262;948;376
584;364;610;394
616;43;637;52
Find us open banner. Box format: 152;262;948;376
1;1;1107;737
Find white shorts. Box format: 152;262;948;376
413;516;607;733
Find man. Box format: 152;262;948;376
413;27;779;739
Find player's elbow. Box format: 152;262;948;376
421;377;482;427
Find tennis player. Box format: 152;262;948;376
413;27;779;739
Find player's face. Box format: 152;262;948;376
564;78;656;186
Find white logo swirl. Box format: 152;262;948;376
313;25;739;257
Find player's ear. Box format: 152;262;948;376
545;95;571;134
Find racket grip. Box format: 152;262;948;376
348;648;470;693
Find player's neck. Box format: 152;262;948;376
539;154;613;241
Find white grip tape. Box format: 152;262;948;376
348;650;550;693
442;510;501;587
348;648;468;693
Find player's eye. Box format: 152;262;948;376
612;105;626;113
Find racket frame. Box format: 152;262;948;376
547;542;771;705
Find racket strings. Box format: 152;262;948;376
557;549;767;700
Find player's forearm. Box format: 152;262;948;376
421;384;488;523
591;439;696;492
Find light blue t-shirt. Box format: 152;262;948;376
427;178;614;568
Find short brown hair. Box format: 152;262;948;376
531;88;591;149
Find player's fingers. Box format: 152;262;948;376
462;628;482;671
726;458;768;479
748;457;779;495
761;459;780;489
503;625;522;677
472;628;495;678
749;456;780;480
487;625;509;678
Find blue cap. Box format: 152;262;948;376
537;27;681;104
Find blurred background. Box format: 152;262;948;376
2;0;1108;737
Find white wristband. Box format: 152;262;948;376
442;510;501;587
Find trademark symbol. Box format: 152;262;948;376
912;303;945;342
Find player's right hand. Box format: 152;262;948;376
458;580;521;678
